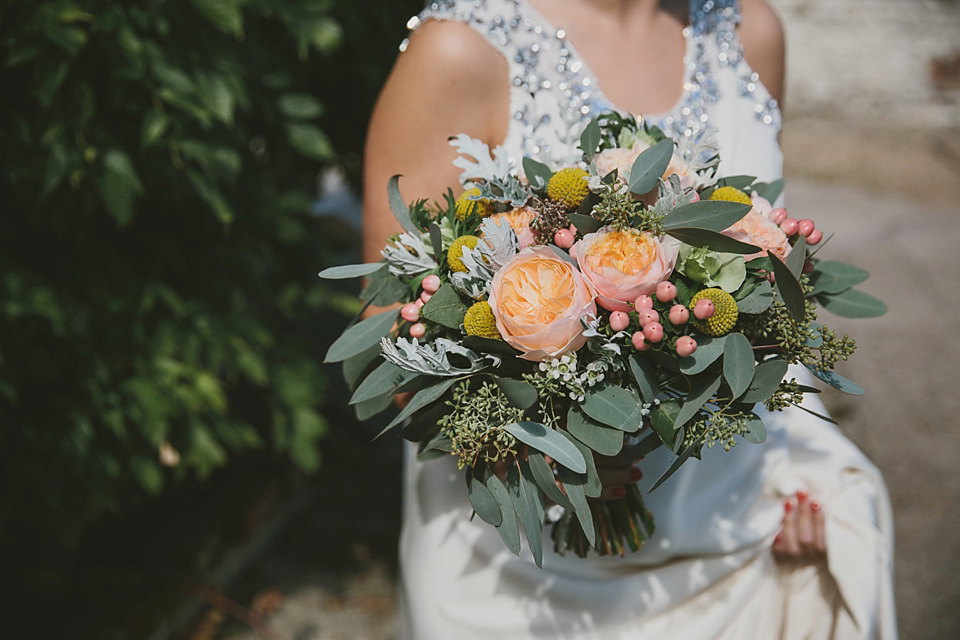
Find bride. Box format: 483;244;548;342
362;1;897;638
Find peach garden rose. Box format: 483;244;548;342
488;246;597;361
722;194;792;261
489;206;536;249
594;140;699;191
574;228;680;312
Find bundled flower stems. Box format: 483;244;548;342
320;112;885;567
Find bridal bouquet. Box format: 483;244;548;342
320;112;885;566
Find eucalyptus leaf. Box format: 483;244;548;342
568;212;603;235
350;360;414;404
816;288;887;318
324;308;398;363
462;335;520;357
756;178;784;203
528;453;574;510
567;406;624;456
673;373;722;429
649;437;704;492
628;354;658;403
667;227;760;254
318;262;384;279
768;252;805;321
517;457;545;566
716;175;756;190
740;358;788;403
502;422;586;473
650;398;681;449
354;392;394;421
579;117;601;160
429;222;443;260
377;378;458;437
522;156;553;190
560;431;602;498
661;200;751;232
810;260;869;294
621;431;664;460
557;466;596;546
387;175;417;234
468;474;502;526
486;474;521;555
805;366;865;395
786;234;806;278
723;333;756;399
629;139;673;195
420;283;467;329
342;341;384;392
791;402;839;425
737;280;774;314
741;412;767;444
679;334;727;374
492;377;538;409
580;384;644;431
360;267;408;307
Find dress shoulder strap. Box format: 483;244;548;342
403;0;522;56
689;0;741;36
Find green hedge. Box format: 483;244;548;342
0;0;385;549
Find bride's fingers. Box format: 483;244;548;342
773;498;800;560
811;501;827;555
593;463;643;501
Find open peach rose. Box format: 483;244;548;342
574;228;680;312
723;194;792;261
489;206;536;249
488;246;597;361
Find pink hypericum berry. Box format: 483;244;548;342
676;336;698;357
420;291;433;304
609;311;630;332
693;298;715;320
631;331;650;351
401;303;420;323
554;228;575;249
807;229;823;245
690;192;701;202
669;304;690;325
415;298;425;308
656;281;678;302
422;274;441;293
568;223;578;234
409;323;426;338
634;294;654;311
643;322;664;343
780;218;799;236
638;309;659;326
798;219;815;237
768;272;777;284
802;261;815;274
770;207;788;225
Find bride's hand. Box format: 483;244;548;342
593;453;644;501
773;491;827;562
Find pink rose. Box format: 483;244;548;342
723;194;792;261
574;228;680;312
488;246;597;361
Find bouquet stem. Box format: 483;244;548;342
552;484;655;558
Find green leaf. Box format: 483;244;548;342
557;466;595;546
629;139;673;195
492;377;537;409
428;223;443;261
566;406;624;456
420;283;467;330
768;252;805;321
502;422;586;473
140;111;170;147
805;366;865;395
666;228;760;254
628;354;658;403
186;171;233;224
816;288;887;318
360;267;408;307
343;342;383;391
579;117;601;160
528;453;573;510
661;200;751;232
567;212;603;235
673;373;722;429
741;413;768;444
756;179;784;203
717;175;756;190
98;172;135;225
723;333;755;398
679;334;727;374
324;308;398;363
354;393;394;421
349;361;415;404
103;149;143;194
786;234;806;278
522;156;553;190
318;262;384;279
649;437;703;492
278;93;324;120
517;458;545;567
580;384;644;432
809;260;869;295
741;358;788;403
560;431;601;498
650;399;681;449
189;0;245;36
462;336;520;357
621;431;664;460
486;475;521;555
287;123;333;161
387;175;418;235
377;378;459;436
468;474;502;526
737;280;774;314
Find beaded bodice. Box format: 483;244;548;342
405;0;782;172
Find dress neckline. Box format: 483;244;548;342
517;0;694;124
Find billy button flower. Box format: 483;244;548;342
689;288;738;336
709;186;753;206
464;301;501;340
447;235;479;272
455;188;494;220
547;167;590;210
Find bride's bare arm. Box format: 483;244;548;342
738;0;787;106
362;19;509;263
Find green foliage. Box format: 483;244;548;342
0;0;374;549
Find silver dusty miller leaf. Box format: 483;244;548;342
450;217;519;299
381;337;500;377
381;231;437;276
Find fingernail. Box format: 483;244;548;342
797;490;808;503
630;467;643;481
612;486;626;498
811;501;821;512
784;500;793;513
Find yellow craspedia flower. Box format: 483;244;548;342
455;188;494;220
464;301;501;340
690;288;739;336
709;186;753;206
547;167;590;209
447;235;479;272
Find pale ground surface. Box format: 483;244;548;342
215;2;960;638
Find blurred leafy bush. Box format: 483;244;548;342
0;0;372;549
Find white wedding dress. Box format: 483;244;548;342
397;1;897;638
